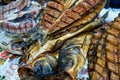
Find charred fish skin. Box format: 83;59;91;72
18;32;92;80
57;33;91;80
18;11;108;79
42;33;92;80
18;52;58;80
50;0;106;39
32;55;58;78
0;17;36;34
40;0;106;36
0;0;43;34
20;15;105;64
0;16;36;34
88;14;120;80
0;0;30;20
18;66;38;80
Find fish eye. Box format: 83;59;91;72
20;41;27;48
12;43;21;50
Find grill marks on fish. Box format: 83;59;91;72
0;0;38;33
45;8;61;18
40;0;102;34
88;15;120;80
44;0;106;39
0;0;30;20
0;19;34;33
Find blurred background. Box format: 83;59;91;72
105;0;120;8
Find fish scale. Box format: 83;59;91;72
88;15;120;80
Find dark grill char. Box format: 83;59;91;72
40;0;106;40
0;0;38;34
0;0;30;20
40;0;106;36
88;14;120;80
